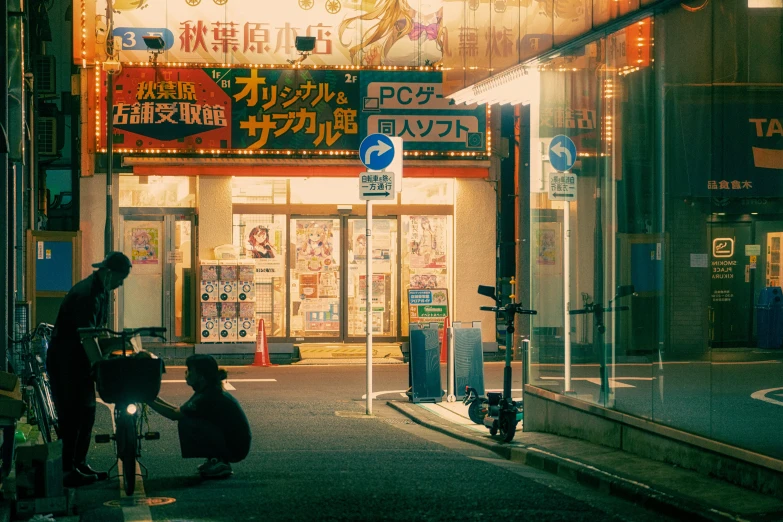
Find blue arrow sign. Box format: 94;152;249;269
548;135;577;172
359;133;395;170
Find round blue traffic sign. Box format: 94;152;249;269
359;133;395;171
548;135;577;172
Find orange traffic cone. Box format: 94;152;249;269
439;317;450;363
252;319;276;367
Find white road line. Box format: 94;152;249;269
362;389;407;400
539;376;652;388
751;387;783;406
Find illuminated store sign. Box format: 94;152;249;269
98;68;487;154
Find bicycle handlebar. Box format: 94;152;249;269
480;305;537;315
77;327;167;338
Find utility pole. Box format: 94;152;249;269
104;0;114;255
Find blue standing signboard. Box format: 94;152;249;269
549;135;577;172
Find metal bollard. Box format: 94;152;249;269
446;326;456;402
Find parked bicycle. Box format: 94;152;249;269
78;326;166;495
9;323;59;443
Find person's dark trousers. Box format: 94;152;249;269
47;351;97;472
178;416;234;462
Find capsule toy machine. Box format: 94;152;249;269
238;302;256;341
218;261;238;302
200;301;219;342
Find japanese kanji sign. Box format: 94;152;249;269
360;172;395;201
96;0;444;68
360;71;487;152
548;172;577;201
98;68;489;155
99;67;360;151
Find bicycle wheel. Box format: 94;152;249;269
39;375;59;436
32;384;53;443
116;413;137;495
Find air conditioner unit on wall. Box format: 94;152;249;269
37;117;57;156
34;55;56;96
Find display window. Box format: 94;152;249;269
232;214;287;338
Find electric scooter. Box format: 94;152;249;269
463;386;487;425
477;284;537;442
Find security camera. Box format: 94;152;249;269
104;60;121;73
295;36;316;53
142;35;166;50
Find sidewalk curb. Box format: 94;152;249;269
387;401;750;522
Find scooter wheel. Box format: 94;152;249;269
489;421;498;436
468;399;487;425
500;415;517;443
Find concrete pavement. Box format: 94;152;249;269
388;398;783;522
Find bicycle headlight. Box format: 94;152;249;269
126;404;138;415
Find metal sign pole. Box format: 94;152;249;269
366;200;373;415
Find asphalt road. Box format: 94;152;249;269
64;363;678;522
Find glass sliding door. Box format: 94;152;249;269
346;217;398;340
290;218;342;339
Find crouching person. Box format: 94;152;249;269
147;354;251;479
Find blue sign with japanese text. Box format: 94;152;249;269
548;135;577;172
408;290;433;305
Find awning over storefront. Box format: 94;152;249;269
123;158;490;179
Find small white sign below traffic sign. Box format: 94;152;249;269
360;172;395;201
548;171;577;201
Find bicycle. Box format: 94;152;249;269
9;323;59;443
78;326;166;496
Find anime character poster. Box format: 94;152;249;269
339;1;445;66
131;228;159;265
536;228;556;266
297;220;336;272
408;215;446;269
247;225;277;259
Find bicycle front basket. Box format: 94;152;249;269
94;357;164;404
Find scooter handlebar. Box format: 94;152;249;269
479;306;497;312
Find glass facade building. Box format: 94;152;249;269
524;0;783;460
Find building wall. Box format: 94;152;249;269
79;174;108;277
198;177;233;260
454;178;497;343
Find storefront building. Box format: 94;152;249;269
73;1;499;349
444;0;783;490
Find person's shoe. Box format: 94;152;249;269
197;458;211;473
63;469;98;488
199;458;232;479
76;463;109;481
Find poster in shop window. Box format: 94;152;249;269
130;227;159;265
408;288;449;326
408;216;446;269
296;220;336;272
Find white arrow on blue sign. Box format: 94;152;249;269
548;135;577;172
359;133;395;171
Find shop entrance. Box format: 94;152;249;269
119;210;196;342
290;216;398;343
709;222;753;347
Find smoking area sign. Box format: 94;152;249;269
548;172;577;201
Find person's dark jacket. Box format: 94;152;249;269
47;272;109;402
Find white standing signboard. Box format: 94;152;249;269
548;172;577;202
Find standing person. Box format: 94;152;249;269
147;354;251;479
47;251;132;487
